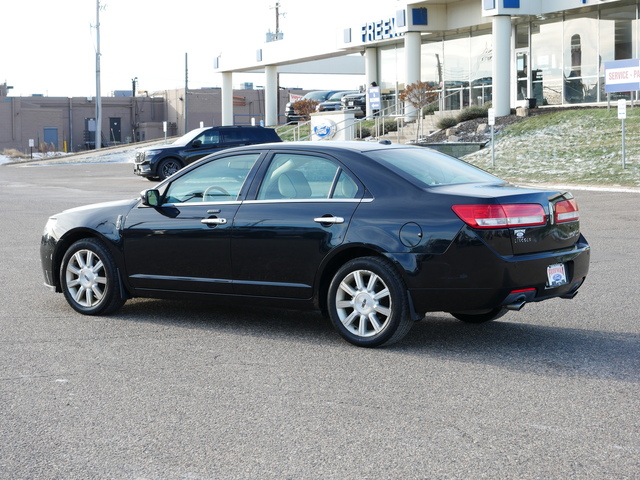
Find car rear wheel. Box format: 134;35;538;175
450;308;508;324
60;238;126;315
157;158;182;180
328;257;413;347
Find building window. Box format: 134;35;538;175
420;40;444;88
470;30;493;106
443;34;471;110
600;3;638;101
564;11;598;103
531;17;563;106
378;44;406;92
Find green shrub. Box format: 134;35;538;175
436;117;458;130
354;118;398;139
456;105;489;123
423;103;440;116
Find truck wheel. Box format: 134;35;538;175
157;158;182;180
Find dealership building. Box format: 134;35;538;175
214;0;639;125
3;0;638;152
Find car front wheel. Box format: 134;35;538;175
60;238;126;315
328;257;413;347
157;158;182;180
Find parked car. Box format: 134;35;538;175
285;90;342;122
41;142;589;347
341;92;366;117
133;125;281;180
316;91;359;113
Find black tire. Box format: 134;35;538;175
156;158;182;180
327;256;413;347
60;238;126;315
450;307;508;324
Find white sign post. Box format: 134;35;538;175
488;108;496;167
618;99;627;169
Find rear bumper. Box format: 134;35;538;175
402;235;591;314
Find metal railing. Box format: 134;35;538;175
275;89;468;143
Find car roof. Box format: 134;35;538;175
222;141;413;155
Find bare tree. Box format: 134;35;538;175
400;81;438;141
292;99;320;122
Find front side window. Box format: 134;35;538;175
194;130;220;146
257;153;358;200
164;153;260;204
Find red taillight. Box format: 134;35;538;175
555;199;579;223
452;204;546;229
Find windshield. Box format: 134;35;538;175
365;148;502;188
304;91;333;101
171;127;209;146
327;91;356;101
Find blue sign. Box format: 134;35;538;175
605;59;640;93
361;18;399;43
313;119;337;140
368;86;381;110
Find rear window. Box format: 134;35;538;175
364;148;502;187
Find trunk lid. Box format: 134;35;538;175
437;182;582;255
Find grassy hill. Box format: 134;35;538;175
463;106;639;188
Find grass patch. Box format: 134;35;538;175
465;107;640;187
2;148;28;159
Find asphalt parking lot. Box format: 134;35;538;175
1;160;639;479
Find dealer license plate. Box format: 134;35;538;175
547;263;567;287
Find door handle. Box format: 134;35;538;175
314;216;345;225
201;217;227;225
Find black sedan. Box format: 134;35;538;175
41;142;590;347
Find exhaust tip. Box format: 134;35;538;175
505;296;527;311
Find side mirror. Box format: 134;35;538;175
141;189;161;207
192;139;202;148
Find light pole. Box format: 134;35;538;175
95;0;102;149
132;77;138;142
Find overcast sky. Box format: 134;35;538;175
2;0;395;97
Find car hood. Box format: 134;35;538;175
137;144;178;153
55;198;139;217
48;198;140;241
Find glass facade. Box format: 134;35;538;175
470;30;493;106
376;0;639;111
531;18;564;106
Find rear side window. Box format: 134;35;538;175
253;128;280;142
222;130;249;144
366;148;501;187
257;153;359;200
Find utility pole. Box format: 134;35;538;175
95;0;102;149
132;77;137;142
274;2;281;37
267;2;285;41
185;53;189;133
